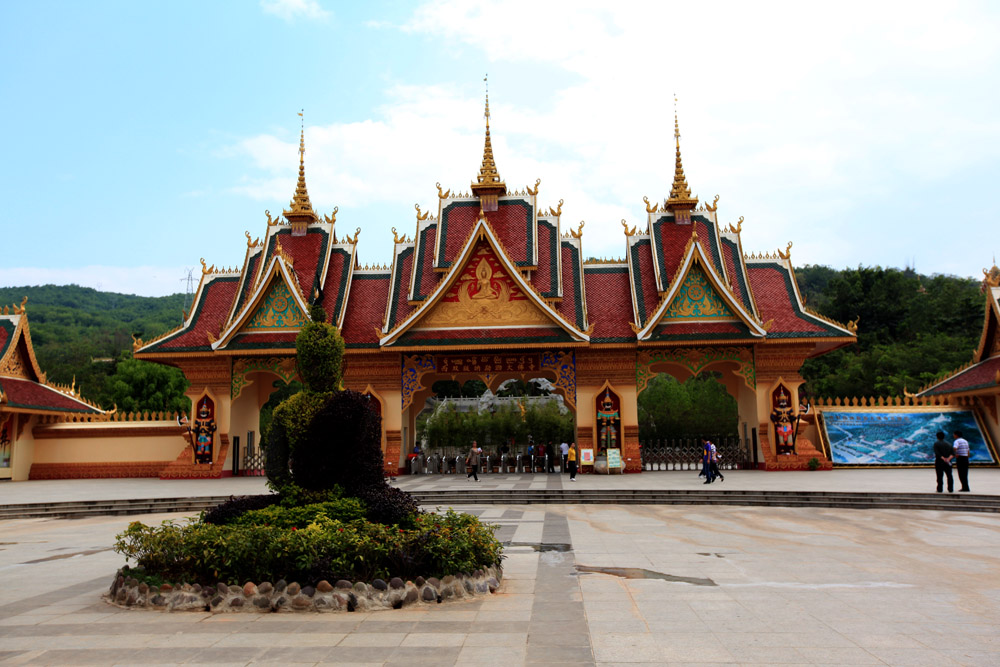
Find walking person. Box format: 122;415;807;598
560;440;569;473
467;440;481;482
933;431;954;493
701;437;714;484
953;430;971;492
567;442;578;481
710;444;724;483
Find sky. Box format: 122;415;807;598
2;0;999;297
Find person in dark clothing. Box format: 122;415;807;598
933;431;954;493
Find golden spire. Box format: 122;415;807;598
283;109;318;233
665;95;698;222
470;75;506;211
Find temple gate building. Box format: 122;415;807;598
133;102;857;477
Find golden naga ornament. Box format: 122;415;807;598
415;203;430;221
777;242;793;260
643;196;660;214
706;195;720;213
548;199;564;217
323;207;338;224
728;216;744;234
436;182;451;199
527;178;541;196
621;219;637;237
570;221;585;239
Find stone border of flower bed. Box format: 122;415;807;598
105;566;502;612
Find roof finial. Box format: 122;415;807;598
283;109;318;233
665;94;698;222
471;74;506;210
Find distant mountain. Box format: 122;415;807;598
0;284;188;406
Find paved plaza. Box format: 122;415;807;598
1;471;1000;665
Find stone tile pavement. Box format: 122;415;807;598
2;490;1000;665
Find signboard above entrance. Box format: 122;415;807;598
435;354;540;374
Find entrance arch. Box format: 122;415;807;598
229;357;299;474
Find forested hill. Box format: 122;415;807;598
795;265;984;398
0;284;188;410
0;265;988;410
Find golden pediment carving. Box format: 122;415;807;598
419;244;552;328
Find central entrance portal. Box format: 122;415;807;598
400;351;577;472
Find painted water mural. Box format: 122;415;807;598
821;410;995;465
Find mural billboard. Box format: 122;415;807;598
819;409;996;465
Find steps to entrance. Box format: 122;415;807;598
1;489;998;520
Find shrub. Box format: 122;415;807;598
356;484;420;528
230;499;368;529
295;319;344;393
807;457;821;471
265;391;327;490
201;494;280;525
292;390;384;492
115;510;502;584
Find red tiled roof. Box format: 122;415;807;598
387;248;416;330
342;274;390;348
533;220;559;297
440;202;478;268
554;242;584;329
318;248;352;325
721;238;750;313
654;217;722;289
275;230;326;299
231;250;263;321
746;264;835;336
413;225;441;301
438;200;533;268
486;201;532;267
0;376;101;413
143;277;240;352
630;239;661;326
584;267;635;342
921;356;1000;396
0;320;11;359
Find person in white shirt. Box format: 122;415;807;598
953;430;971;492
560;441;569;473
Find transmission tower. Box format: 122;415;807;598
180;268;195;324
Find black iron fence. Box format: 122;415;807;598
639;436;752;471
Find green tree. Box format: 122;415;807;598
105;359;189;414
638;373;737;441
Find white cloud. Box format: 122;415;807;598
225;1;1000;274
260;0;330;22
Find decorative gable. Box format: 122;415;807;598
419;241;551;329
662;264;734;321
245;282;308;331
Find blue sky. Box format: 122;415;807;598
2;0;999;296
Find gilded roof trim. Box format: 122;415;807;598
213;256;311;350
381;217;590;347
636;237;767;341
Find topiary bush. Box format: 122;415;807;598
291;390;383;492
295;318;344;394
265;391;327;489
356;484;420;528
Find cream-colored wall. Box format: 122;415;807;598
12;414;36;481
30;423;186;464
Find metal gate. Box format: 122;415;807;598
639;436;752;471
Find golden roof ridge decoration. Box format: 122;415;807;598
526;178;541;196
2;297;27;316
548;199;564;217
415;204;432;221
391;228;413;244
727;216;744;234
621;219;638;237
982;262;1000;291
583;256;626;265
245;231;261;248
436;182;451;199
705;195;720;213
777;242;793;260
568;221;585;239
643;196;660;214
282;112;319;230
665;97;698;215
273;238;295;268
470;76;506;209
